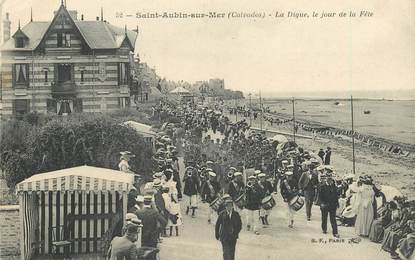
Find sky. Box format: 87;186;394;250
1;0;415;96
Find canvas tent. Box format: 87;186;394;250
170;87;194;103
122;121;157;148
16;165;134;260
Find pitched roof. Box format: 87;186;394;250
1;21;49;51
74;21;137;49
170;86;191;94
1;9;138;51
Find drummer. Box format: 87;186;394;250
258;173;274;226
229;172;245;213
202;171;221;224
245;175;262;235
280;171;299;228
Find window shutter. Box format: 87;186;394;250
74;98;83;113
26;100;30;113
12;100;16;115
54;64;58;84
117;63;120;85
71;64;75;82
26;64;30;87
12;64;16;87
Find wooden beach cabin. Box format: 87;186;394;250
16;165;134;260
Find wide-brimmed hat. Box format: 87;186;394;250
234;172;242;177
125;213;137;221
325;165;334;172
153;179;162;187
248;175;257;180
258;173;266;178
208;171;217;177
153;172;163;179
136;195;144;203
254;170;261;174
285;171;293;176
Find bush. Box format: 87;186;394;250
0;113;154;188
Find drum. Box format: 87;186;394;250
289;195;304;211
210;196;224;212
234;194;246;209
261;195;276;210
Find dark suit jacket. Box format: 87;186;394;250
135;207;167;245
298;171;318;198
215;210;242;242
228;181;244;200
318;182;339;209
154;190;166;214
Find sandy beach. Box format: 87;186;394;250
226;111;415;200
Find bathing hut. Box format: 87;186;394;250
16;165;134;259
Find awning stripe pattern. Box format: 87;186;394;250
16;166;134;192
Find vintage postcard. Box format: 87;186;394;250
0;0;414;260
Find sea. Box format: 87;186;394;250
241;97;415;145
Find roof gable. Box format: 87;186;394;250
12;28;29;39
36;4;89;51
1;4;138;51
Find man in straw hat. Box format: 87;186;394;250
135;195;167;260
280;171;298;228
228;172;245;213
318;172;340;238
298;163;319;221
183;167;200;217
245;175;261;234
257;172;274;226
202;171;221;224
215;195;242;260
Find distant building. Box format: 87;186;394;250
208;78;225;91
0;3;138;117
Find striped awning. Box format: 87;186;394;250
16;165;134;193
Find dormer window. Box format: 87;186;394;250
12;25;29;48
15;37;25;48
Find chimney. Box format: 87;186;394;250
81;14;84;20
96;16;99;21
3;13;11;43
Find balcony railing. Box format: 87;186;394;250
51;81;77;98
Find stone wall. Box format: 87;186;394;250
0;205;20;257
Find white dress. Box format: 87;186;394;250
165;178;183;226
354;184;375;236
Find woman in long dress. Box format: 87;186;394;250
354;177;375;237
164;170;183;236
369;201;395;242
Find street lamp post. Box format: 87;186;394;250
292;97;296;143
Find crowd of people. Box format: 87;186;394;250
108;101;414;260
